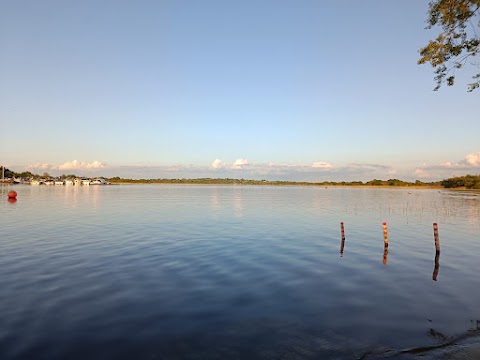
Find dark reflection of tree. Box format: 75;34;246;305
470;320;480;331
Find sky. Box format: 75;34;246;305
1;0;479;181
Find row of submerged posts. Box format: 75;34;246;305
340;221;441;281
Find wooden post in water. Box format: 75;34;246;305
340;222;345;256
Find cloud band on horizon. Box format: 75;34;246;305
18;152;480;181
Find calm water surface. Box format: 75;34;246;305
1;185;479;359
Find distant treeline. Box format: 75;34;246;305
2;167;480;189
1;169;77;180
440;175;480;189
106;177;442;187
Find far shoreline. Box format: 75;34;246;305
3;167;479;190
108;181;446;190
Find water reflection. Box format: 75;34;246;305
383;243;389;265
382;222;389;265
433;250;440;281
382;222;389;246
341;189;480;225
340;238;345;257
210;187;221;211
233;188;244;217
1;186;480;360
311;188;334;215
432;223;440;281
433;223;440;252
336;221;444;274
340;222;345;256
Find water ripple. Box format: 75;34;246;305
1;185;479;359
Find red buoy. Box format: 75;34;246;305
8;190;17;199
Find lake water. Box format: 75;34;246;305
1;184;479;359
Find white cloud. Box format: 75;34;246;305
413;151;480;180
465;152;480;166
19;160;400;181
434;152;480;168
312;161;333;169
415;168;430;178
27;160;106;172
27;163;50;170
210;159;226;169
231;158;250;169
58;160;105;170
24;155;478;182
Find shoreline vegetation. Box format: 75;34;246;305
1;167;480;189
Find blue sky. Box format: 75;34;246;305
1;0;479;181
